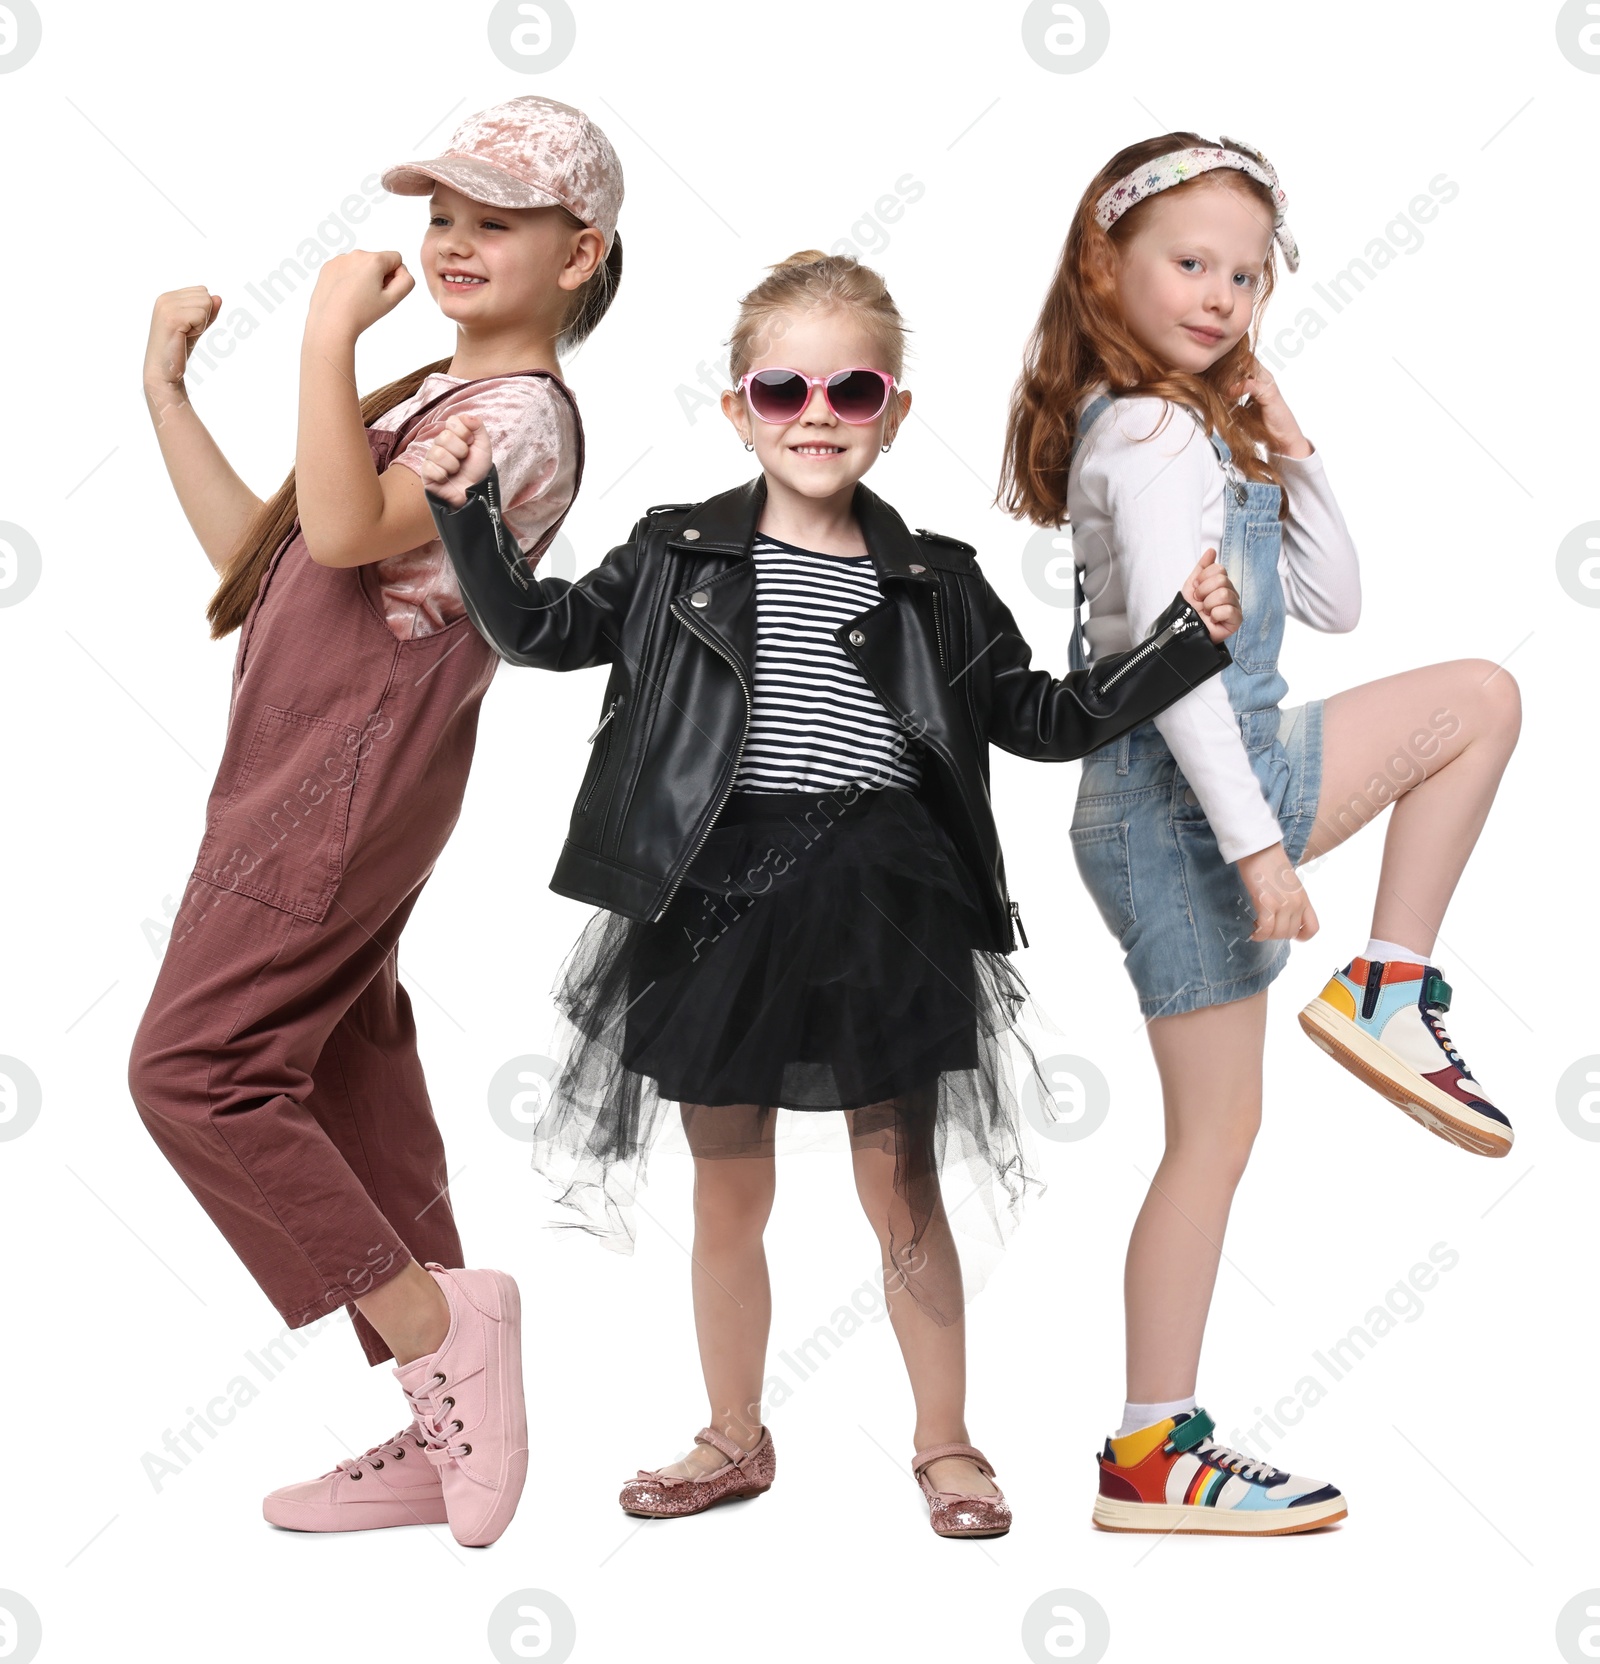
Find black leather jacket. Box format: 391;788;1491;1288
427;466;1231;952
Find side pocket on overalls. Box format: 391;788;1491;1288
193;705;362;922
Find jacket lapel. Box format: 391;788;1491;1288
663;475;943;692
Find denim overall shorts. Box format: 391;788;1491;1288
1067;393;1324;1019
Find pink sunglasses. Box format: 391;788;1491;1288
738;366;899;426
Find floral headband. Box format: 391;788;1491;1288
1093;134;1300;273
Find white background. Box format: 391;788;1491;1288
2;2;1596;1661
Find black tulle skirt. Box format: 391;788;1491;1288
526;783;1050;1300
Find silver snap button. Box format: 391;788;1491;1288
848;629;865;645
1183;787;1198;807
908;563;925;574
681;528;701;540
690;590;710;608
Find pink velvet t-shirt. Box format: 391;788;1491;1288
369;371;579;641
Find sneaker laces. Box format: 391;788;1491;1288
1422;1005;1469;1074
402;1372;471;1462
338;1421;428;1481
1191;1436;1278;1484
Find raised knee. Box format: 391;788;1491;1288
127;1034;201;1128
1482;662;1522;738
127;1039;167;1118
1455;658;1521;738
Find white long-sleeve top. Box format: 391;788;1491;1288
1066;389;1361;862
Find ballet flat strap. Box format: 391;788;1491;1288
911;1442;996;1482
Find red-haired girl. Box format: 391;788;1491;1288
1000;132;1520;1534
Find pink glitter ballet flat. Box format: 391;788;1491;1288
619;1425;776;1518
911;1442;1012;1538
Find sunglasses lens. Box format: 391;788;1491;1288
828;369;888;423
746;369;808;423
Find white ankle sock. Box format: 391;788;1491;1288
1364;936;1431;966
1116;1396;1196;1438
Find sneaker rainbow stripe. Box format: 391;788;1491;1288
1093;1408;1345;1535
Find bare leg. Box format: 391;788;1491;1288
355;1258;449;1367
650;1103;777;1480
847;1103;997;1498
1124;992;1266;1402
1301;659;1521;949
1120;662;1519;1404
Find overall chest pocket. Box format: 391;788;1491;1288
1226;520;1289;674
193;705;362;922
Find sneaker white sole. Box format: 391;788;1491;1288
1298;998;1512;1158
1092;1493;1347;1534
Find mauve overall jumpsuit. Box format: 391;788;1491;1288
129;370;583;1366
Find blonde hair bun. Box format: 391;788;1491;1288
728;251;911;386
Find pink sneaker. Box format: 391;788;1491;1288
262;1422;448;1532
393;1262;528;1548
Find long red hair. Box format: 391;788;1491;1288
997;131;1290;530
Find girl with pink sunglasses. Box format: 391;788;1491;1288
415;248;1241;1537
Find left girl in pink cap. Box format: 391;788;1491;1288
127;95;623;1547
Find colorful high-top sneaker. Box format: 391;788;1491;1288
1298;957;1512;1157
1093;1408;1345;1535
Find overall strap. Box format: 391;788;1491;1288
1064;391;1117;672
1067;546;1090;673
388;368;587;579
1061;393;1233;670
509;370;587;577
1187;403;1233;468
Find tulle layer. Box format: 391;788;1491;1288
526;784;1051;1304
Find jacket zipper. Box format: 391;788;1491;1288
1009;899;1030;949
607;561;671;855
585;699;618;745
652;606;752;922
1093;606;1198;695
929;584;947;672
482;470;522;584
580;698;619;815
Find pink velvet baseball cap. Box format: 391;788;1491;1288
382;95;623;255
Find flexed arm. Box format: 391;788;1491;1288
142;287;266;572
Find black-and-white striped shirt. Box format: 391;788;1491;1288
729;535;924;794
